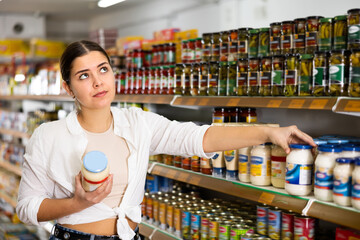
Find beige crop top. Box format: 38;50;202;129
83;122;130;208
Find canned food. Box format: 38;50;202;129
281;21;294;54
208;61;220;96
209;216;221;240
153;196;160;226
258;28;270;57
271;55;285;96
247;58;260;96
249;29;259;58
328;49;350;96
318;18;333;51
219;220;232;240
284;54;299;96
159;198;168;230
256;204;268;236
281;210;295;240
312;51;329;96
348;8;360;50
294;215;316;240
294;18;306;54
237;58;248;96
167;202;175;232
270;22;282;55
191;210;202;239
267;207;281;240
227;61;238;96
174;204;183;237
146;194;154;223
201;213;212;240
259;57;272;96
333;15;348;50
349;49;360;96
182;207;192;240
298;54;313;96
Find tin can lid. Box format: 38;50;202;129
83;151;108;173
348;8;360;14
320;17;333;23
334;15;348;21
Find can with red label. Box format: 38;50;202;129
294;215;316;240
256;204;268;235
174;204;183;238
219;220;232;240
267;207;281;240
191;210;202;239
201;213;212;240
182;207;192;240
281;210;295;240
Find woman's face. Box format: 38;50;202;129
65;51;115;111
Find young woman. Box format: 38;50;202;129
16;40;315;240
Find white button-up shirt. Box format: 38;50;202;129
16;107;213;240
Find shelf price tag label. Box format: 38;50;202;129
344;100;360;112
288;99;305;109
258;192;275;205
198;98;209;106
309;99;328;109
186;98;197;106
227;98;240;106
267;100;282;108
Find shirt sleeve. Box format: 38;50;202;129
142;110;214;158
16;125;55;226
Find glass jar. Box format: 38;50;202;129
134;68;143;95
293;18;306;54
163;44;170;65
238;28;252;58
218;61;228;96
195;38;202;63
333;158;354;206
144;50;152;68
188;39;196;63
249;29;259;58
318;18;333;51
246;107;257;123
352;157;360;210
153;67;160;94
174;64;184;95
329;49;350;96
168;43;176;65
142;67;150;94
125;69;133;95
259;56;272;96
212;107;227;123
228;107;239;122
237;58;248;96
227;61;238;96
220;31;229;62
250;143;272;186
349;49;360;97
281;21;294;54
208;61;219;96
190;63;200;96
199;62;209;96
238;146;252;183
312;51;329;96
157;44;165;66
182;63;192;96
333;15;348;50
181;40;188;63
270;22;282;55
271;145;287;188
167;65;175;95
258;28;270;57
151;45;158;66
202;33;212;62
211;32;221;61
228;29;239;61
305;16;324;54
347;8;360;50
160;66;169;95
247;57;260;96
133;49;143;69
118;71;126;94
201;158;213;175
298;54;313;96
81;151;109;192
284;54;299;96
271;55;285;96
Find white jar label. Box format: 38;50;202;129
285;163;312;185
315;166;333;190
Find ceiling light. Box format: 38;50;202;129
98;0;126;8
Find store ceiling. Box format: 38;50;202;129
0;0;145;21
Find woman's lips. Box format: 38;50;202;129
93;91;107;97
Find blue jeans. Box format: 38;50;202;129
49;224;140;240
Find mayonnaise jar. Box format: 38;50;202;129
81;151;109;192
352;157;360;210
333;158;354;207
250;143;272;186
340;144;360;158
224;149;238;181
238;146;252;183
314;145;342;202
271;145;287;188
285;144;314;196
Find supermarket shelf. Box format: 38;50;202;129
139;222;181;240
0;160;22;176
332;97;360;113
148;162;360;231
0;190;17;208
0;128;30;139
0;94;73;102
114;95;174;104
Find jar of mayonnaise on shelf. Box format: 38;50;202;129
333;158;354;207
271;145;287;188
81;151;109;192
212;151;226;178
224;149;238;180
238;146;252;183
352;157;360;210
314;144;342;202
313;138;327;159
250;143;272;186
285;144;314;196
340;144;360;158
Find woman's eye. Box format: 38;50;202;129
79;73;88;80
100;67;108;73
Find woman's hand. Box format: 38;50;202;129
72;172;113;209
267;125;316;154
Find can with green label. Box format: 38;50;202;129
328;49;350;96
312;51;329;96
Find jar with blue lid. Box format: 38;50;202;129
352;157;360;210
250;142;272;186
333;157;354;206
81;151;109;192
314;144;342;202
285;144;314;196
341;144;360;158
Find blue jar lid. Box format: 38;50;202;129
327;139;350;144
318;144;342;153
341;144;360;152
290;144;313;149
314;138;327;145
336;157;353;164
355;157;360;166
319;135;339;139
83;151;108;173
349;139;360;144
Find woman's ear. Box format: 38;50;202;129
62;81;74;98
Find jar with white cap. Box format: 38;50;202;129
352;157;360;210
271;145;287;188
333;158;354;206
314;144;342;202
238;146;252;183
81;151;110;192
285;144;314;196
250;143;272;186
340;144;360;158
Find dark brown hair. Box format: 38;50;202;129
60;40;111;84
